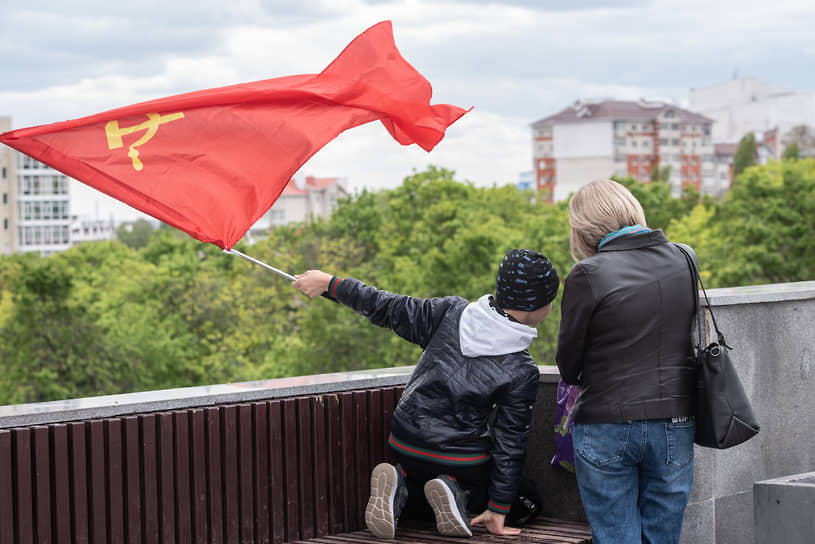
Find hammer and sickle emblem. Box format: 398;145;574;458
105;112;185;171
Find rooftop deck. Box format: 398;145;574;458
300;518;592;544
0;280;813;543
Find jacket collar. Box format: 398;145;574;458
597;228;668;252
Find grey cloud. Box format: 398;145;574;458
1;3;242;92
364;0;648;9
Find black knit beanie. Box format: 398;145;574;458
495;249;560;311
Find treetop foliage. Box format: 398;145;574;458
1;159;813;403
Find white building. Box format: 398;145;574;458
70;218;117;246
15;153;72;255
2;116;77;255
253;175;348;231
531;99;717;202
516;170;534;191
0;117;15;255
689;78;815;156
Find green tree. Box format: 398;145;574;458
733;132;756;179
115;218;156;249
0;251;130;403
614;176;698;230
6;162;812;403
782;142;800;160
650;164;671;183
670;159;815;287
781;125;815;158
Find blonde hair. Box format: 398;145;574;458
568;179;647;261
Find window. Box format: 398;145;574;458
1;167;5;179
2;193;6;204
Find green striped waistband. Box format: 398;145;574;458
388;433;491;466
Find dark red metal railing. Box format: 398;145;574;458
0;387;402;544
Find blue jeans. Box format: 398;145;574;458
573;419;694;544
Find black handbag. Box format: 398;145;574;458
676;244;760;449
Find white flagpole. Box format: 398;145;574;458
223;248;296;281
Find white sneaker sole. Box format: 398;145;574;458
424;479;472;537
365;463;398;539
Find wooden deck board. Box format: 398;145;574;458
294;517;591;544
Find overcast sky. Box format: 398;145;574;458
2;0;814;221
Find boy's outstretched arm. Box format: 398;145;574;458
292;270;332;298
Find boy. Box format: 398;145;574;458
292;249;559;539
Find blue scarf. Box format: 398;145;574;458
597;224;651;249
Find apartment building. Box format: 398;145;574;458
0;117;14;254
15;153;72;255
252;175;348;231
1;116;74;255
531;99;716;202
70;218;117;246
689;78;815;150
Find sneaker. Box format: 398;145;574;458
423;475;472;537
365;463;408;539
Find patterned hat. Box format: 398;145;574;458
495;249;560;311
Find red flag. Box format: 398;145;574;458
0;21;469;249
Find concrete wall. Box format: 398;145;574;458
754;471;815;544
680;281;815;544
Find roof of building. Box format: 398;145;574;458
280;176;346;196
532;99;713;127
714;143;739;156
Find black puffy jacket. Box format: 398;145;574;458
333;278;540;511
556;230;697;424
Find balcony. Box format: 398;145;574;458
0;280;813;543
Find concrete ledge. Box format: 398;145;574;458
0;364;561;430
704;280;815;306
0;366;415;429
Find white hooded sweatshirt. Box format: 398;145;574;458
458;294;538;357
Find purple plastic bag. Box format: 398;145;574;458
551;378;579;473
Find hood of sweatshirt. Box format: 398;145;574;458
458;294;538;357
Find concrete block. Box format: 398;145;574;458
754;471;815;544
680;498;714;544
714;491;754;544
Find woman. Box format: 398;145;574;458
556;179;697;544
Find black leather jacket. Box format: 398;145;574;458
333;278;540;509
556;230;697;424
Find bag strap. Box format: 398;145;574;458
674;244;730;349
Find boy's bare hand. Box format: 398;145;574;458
292;270;333;298
471;510;521;536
